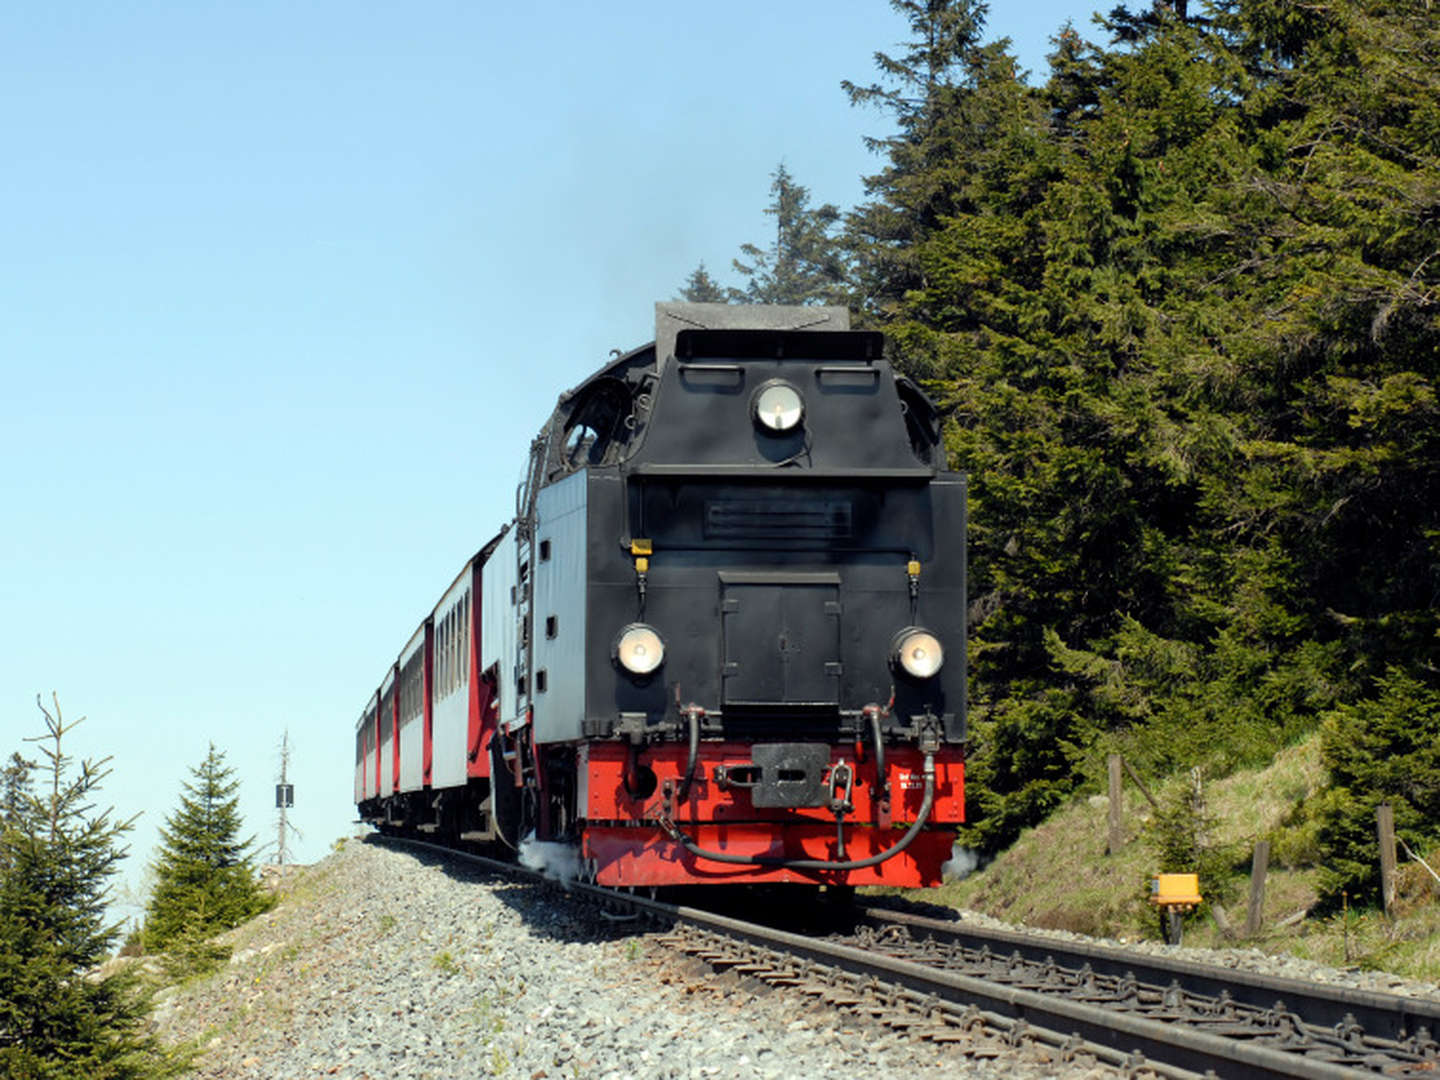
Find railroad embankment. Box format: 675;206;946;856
144;838;1075;1080
926;733;1440;988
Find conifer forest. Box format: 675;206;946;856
684;0;1439;905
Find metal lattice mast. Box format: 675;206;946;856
274;730;297;866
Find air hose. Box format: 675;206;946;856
673;704;702;804
658;752;936;872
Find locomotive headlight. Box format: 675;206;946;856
752;380;804;433
892;627;944;679
614;623;665;675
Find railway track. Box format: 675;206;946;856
373;835;1440;1078
844;904;1440;1063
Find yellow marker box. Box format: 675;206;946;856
1150;873;1202;907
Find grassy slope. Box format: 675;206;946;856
920;735;1440;981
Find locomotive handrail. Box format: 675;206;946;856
657;752;936;873
676;362;744;373
624;464;938;479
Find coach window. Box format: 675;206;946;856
546;615;557;639
446;612;455;695
540;539;551;562
459;597;469;684
436;621;444;698
536;670;547;693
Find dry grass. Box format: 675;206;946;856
918;734;1440;981
1281;855;1440;979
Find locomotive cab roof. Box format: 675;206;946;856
537;303;943;487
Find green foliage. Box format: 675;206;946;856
0;697;182;1080
730;162;845;305
431;950;459;976
675;262;727;303
666;0;1438;900
1314;669;1440;906
676;162;846;306
155;923;232;982
834;0;1438;872
1145;768;1242;903
142;745;270;953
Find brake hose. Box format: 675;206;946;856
673;705;701;804
659;752;935;872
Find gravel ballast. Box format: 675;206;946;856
153;839;1112;1079
157;836;1439;1078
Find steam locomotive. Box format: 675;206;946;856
354;303;966;887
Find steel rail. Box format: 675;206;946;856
368;836;1386;1078
855;904;1440;1048
661;900;1375;1079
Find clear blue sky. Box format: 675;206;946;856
1;1;1097;925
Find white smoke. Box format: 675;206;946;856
517;832;582;887
942;843;981;882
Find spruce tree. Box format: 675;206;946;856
0;696;179;1079
1315;670;1440;905
842;0;1005;317
142;745;268;952
676;261;729;303
729;162;845;305
655;0;1438;885
847;0;1438;866
1;753;32;827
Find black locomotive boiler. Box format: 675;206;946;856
355;302;966;887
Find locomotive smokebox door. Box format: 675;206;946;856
750;743;830;808
719;571;842;707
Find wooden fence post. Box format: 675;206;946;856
1246;840;1270;937
1377;802;1397;915
1107;753;1124;855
